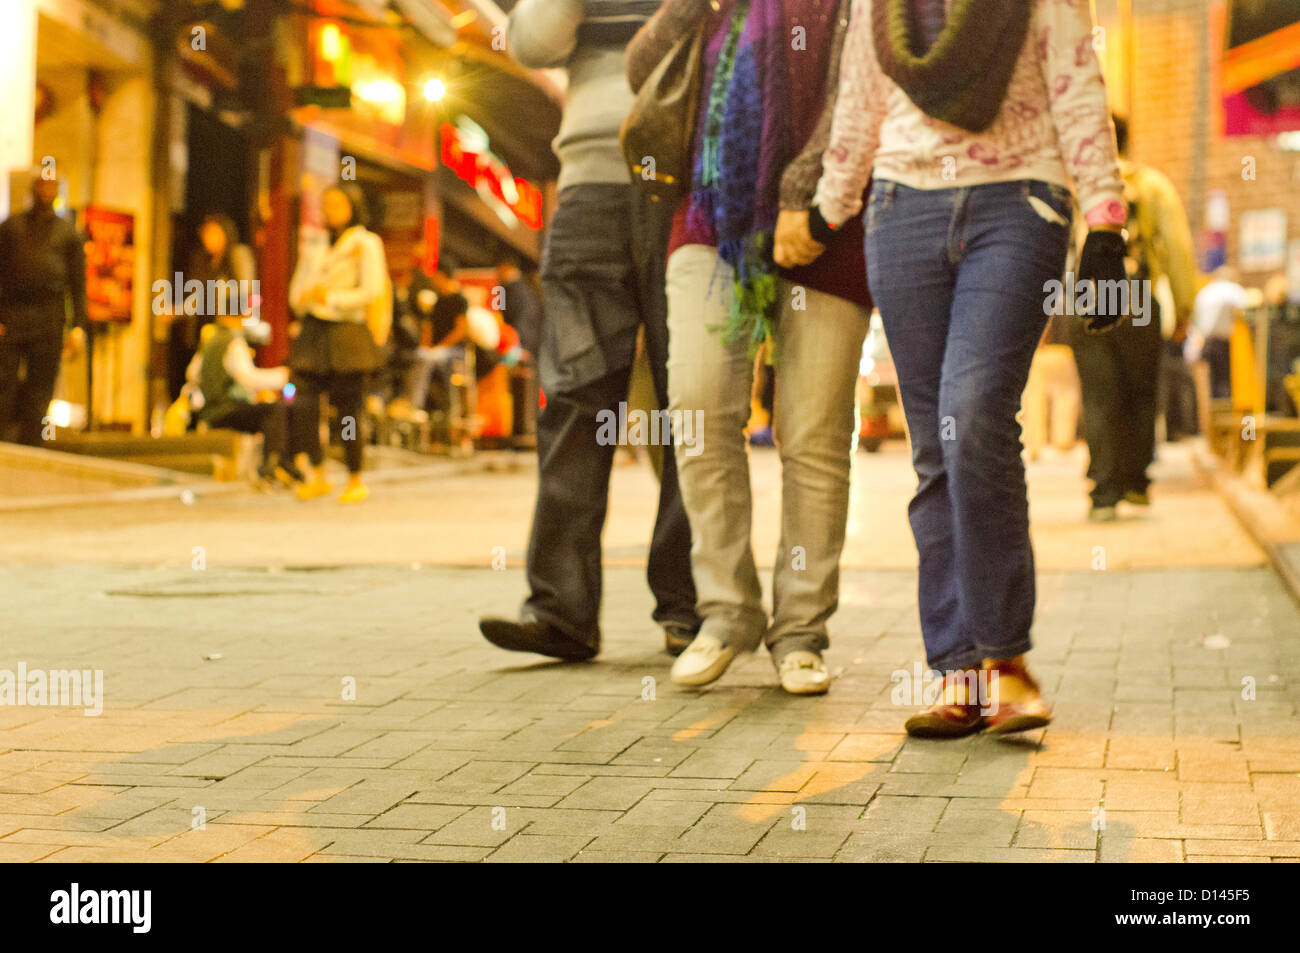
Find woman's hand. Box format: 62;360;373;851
774;209;825;269
310;285;329;308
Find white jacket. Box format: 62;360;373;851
289;225;386;323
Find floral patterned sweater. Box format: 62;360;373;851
813;0;1125;227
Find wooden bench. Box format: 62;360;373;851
51;430;260;481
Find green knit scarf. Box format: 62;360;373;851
872;0;1033;133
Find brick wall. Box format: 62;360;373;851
1124;0;1300;287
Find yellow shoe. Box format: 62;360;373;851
339;482;369;504
296;477;333;501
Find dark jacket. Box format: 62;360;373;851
0;206;87;341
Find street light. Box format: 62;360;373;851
424;77;446;102
356;78;404;105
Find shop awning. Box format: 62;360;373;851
1218;0;1300;136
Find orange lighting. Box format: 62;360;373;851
320;22;344;62
1221;21;1300;96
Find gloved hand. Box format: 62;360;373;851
1076;229;1130;334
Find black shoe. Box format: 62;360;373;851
478;617;598;662
1123;490;1150;506
661;622;698;657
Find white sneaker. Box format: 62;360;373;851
671;633;737;687
777;650;830;695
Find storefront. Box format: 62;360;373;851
14;0;160;434
288;5;441;335
435;114;546;269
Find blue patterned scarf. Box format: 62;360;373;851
686;0;789;350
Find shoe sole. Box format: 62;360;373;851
984;712;1051;735
478;619;597;662
671;649;736;687
904;714;984;738
780;678;830;696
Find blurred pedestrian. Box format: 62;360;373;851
1070;114;1198;518
166;213;256;401
495;254;541;358
1192;266;1248;400
288;183;387;504
790;0;1129;733
477;0;702;662
0;174;87;446
185;312;298;486
401;259;470;416
628;0;872;695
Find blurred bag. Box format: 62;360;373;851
367;271;393;347
163;390;192;436
620;24;704;203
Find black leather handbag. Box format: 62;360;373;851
619;23;705;204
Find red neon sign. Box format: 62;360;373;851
440;123;543;231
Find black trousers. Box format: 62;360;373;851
522;184;699;644
1071;314;1163;507
1158;341;1199;439
290;370;366;473
0;333;62;446
1202;336;1231;400
206;402;290;466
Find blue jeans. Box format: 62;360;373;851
864;179;1072;671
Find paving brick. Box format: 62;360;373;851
583;825;692;853
859;796;948;833
923;844;1094;862
672;821;769;856
935;806;1021;846
486;834;593;862
572;849;663;862
836;832;933;862
751;828;849;858
1015;811;1100;850
1099;836;1183;862
364;804;469;831
617;799;712;828
553;778;657;811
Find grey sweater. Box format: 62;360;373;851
509;0;656;191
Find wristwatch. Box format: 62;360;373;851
1085;197;1127;229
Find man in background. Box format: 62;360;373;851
1191;265;1248;401
1071;116;1197;521
0;175;87;446
400;257;469;416
495;255;541;359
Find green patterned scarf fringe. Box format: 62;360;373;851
696;5;777;357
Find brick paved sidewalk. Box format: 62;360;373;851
0;554;1297;862
0;438;1295;862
